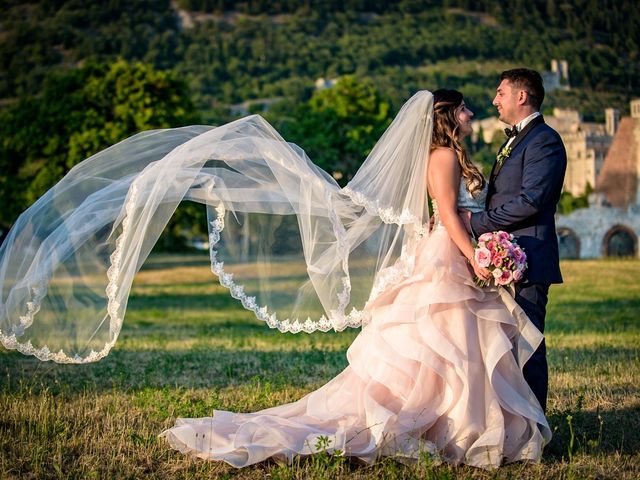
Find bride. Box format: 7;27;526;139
0;88;550;467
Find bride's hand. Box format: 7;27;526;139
469;257;491;281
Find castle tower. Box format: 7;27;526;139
605;108;620;136
632;99;640;119
559;60;570;85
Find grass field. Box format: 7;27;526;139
1;256;639;479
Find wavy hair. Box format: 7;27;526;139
431;89;485;196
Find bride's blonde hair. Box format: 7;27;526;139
431;89;485;196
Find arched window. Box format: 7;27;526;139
557;227;580;259
602;225;637;257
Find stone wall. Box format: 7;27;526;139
556;202;640;258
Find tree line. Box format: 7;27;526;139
0;1;638;245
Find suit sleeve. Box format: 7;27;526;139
470;131;566;235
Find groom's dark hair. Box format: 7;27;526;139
500;68;545;111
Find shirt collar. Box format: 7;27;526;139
505;112;541;147
515;111;541;132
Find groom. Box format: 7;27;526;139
461;68;567;411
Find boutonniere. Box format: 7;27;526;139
496;146;512;166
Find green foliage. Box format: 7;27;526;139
558;184;593;215
3;1;637;108
277;76;390;183
166;0;640;100
0;1;180;98
65;60;197;165
0;60;198;229
468;127;505;176
547;89;634;122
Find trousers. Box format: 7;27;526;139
515;283;550;412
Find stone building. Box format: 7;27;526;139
542;59;570;93
547;109;613;196
315;77;338;90
556;99;640;258
471;116;505;144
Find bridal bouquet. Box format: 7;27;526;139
473;231;527;287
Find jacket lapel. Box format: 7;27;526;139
490;115;545;181
488;138;509;182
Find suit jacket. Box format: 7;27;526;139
470;116;567;284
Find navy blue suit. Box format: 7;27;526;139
470;115;567;411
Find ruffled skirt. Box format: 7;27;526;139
161;227;551;468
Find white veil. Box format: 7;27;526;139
0;90;434;363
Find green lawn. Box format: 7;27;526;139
1;257;639;479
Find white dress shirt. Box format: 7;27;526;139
505;111;541;148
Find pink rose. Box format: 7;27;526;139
496;269;513;286
492;268;503;279
474;247;492;268
498;231;510;241
492;256;503;268
512;269;523;282
478;233;493;243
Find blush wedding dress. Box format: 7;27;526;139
160;180;551;468
0;90;550;468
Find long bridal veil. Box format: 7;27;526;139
0;91;434;363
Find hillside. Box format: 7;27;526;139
0;0;638;235
1;0;637;117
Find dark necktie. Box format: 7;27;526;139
504;125;519;138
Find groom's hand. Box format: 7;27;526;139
458;209;472;234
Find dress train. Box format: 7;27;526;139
161;225;551;468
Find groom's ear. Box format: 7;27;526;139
516;89;529;106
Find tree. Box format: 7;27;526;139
0;60;199;233
557;183;593;215
278;76;391;184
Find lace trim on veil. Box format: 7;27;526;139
341;186;419;225
0;184;430;361
207;200;367;334
0;184;140;363
204;179;432;334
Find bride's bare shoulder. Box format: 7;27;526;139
429;147;456;162
427;148;460;192
428;147;458;173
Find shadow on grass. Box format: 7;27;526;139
127;291;249;312
124;292;640;335
545;405;640;458
0;346;350;394
141;255;211;269
2;340;636;392
127;288;315;314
